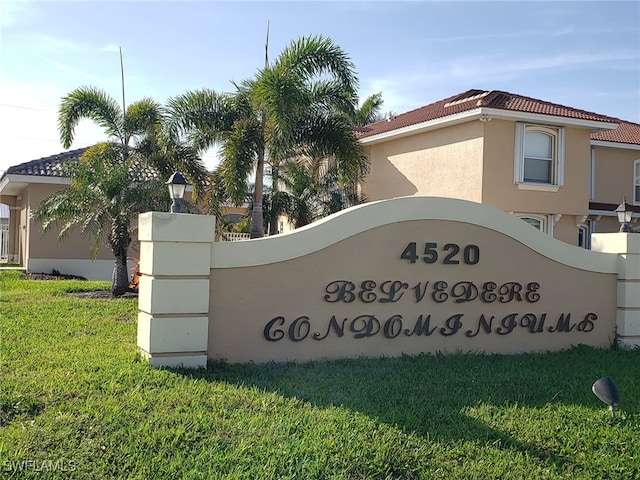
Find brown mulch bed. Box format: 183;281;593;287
21;272;138;299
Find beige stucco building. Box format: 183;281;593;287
1;89;639;278
0;149;119;279
0;148;194;279
355;89;640;246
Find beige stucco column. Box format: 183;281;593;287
137;212;215;368
592;233;640;348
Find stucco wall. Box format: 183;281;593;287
361;122;484;202
592;145;639;205
27;184;113;261
360;118;596;246
22;183;138;279
553;215;581;246
481;120;591;216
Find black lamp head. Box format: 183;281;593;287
592;377;621;418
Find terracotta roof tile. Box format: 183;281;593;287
3;146;161;182
590;121;640;145
3;89;637;184
6;148;89;176
357;89;620;139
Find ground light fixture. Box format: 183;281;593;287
592;377;621;420
167;171;188;213
615;198;632;232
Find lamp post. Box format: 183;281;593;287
615;198;632;233
167;171;188;214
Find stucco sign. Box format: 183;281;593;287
207;199;617;363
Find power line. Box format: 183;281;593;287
5;134;93;146
0;103;55;112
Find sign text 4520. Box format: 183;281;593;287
400;242;480;265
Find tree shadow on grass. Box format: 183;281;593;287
174;345;639;472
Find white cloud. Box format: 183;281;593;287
0;0;40;28
492;51;639;75
361;47;640;116
37;34;89;54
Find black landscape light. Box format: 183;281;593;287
592;377;621;420
167;171;188;213
615;198;632;233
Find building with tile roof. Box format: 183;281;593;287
352;89;639;247
0;148;122;278
1;88;638;277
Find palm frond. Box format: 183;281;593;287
355;92;384;126
309;80;357;119
291;113;369;184
220;118;261;205
274;35;358;99
124;98;163;141
165;89;239;151
58;86;124;148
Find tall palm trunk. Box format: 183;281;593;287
110;221;131;296
268;165;280;235
111;254;130;297
251;106;267;239
250;146;265;238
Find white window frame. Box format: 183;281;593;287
634;159;640;205
517;214;546;233
516;213;558;237
514;123;564;191
577;220;593;250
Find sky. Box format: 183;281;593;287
0;0;639;175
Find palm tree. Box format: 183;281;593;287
166;36;368;238
351;92;385;126
32;145;169;296
33;86;207;295
266;161;366;230
58;86;208;194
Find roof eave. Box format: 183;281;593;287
480;108;619;132
360;109;483;145
359;107;619;145
591;140;640;151
0;174;71;197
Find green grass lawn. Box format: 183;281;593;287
1;270;639;479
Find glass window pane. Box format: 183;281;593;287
525;131;552;159
521;217;542;230
524;158;552;183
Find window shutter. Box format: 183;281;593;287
514;122;524;183
556;127;565;186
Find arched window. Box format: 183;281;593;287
524;130;554;183
514;124;565;188
518;215;546;232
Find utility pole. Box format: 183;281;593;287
119;46;126;113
